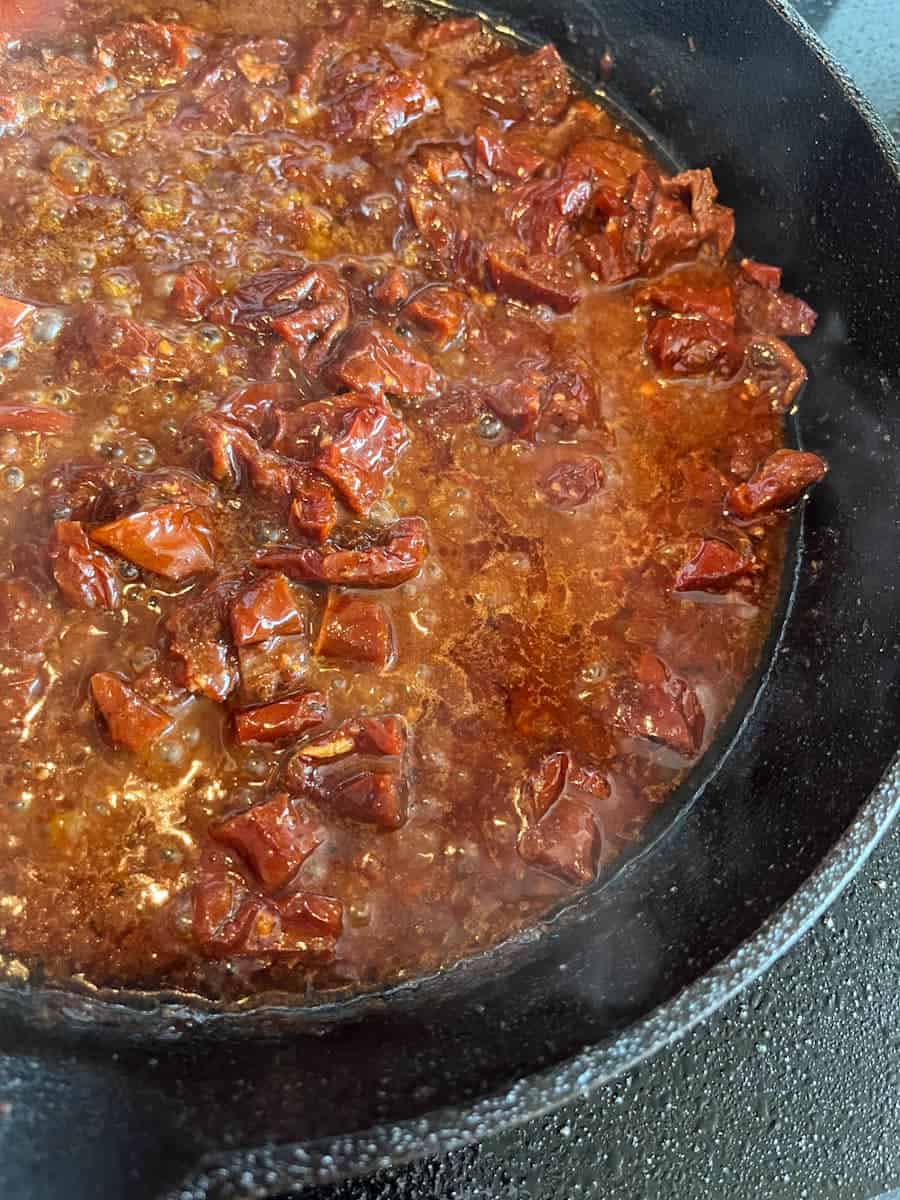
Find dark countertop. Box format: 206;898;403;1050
310;4;900;1198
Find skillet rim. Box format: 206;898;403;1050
161;0;900;1190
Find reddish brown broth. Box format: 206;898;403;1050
0;0;826;1000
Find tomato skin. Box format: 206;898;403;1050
91;505;216;580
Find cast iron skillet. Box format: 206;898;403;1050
0;1;898;1197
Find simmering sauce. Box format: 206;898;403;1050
0;0;826;999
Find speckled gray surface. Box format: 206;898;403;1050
288;3;900;1197
298;823;900;1200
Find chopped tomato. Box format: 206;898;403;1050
90;672;171;752
91;505;216;580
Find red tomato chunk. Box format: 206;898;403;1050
233;690;327;745
315;590;395;667
229;573;305;646
727;449;828;519
50;520;121;610
90;672;171;752
91;505;216;580
608;652;706;758
673;537;754;593
211;792;325;890
517;752;609;884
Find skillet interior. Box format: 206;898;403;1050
0;1;898;1196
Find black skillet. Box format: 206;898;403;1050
0;1;898;1197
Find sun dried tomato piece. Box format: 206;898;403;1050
609;651;705;758
542;363;603;438
0;404;74;434
326;52;438;140
284;713;409;828
403;286;467;345
566;138;647;217
91;504;215;581
229;573;305;647
474;125;546;180
226;896;339;958
405;164;481;279
267;266;349;372
175;37;295;133
417;14;486;51
315;404;410;516
165;577;241;702
211;792;324;891
486;239;580;313
646;314;740;376
289;476;338;544
271;392;368;462
314;590;395;668
288;33;333;102
217;381;297;440
663;169;735;258
170;264;219;319
518;751;610;822
49;520;121;611
485;373;542;436
330;770;406;829
581;165;734;285
357;714;407;757
45;462;217;525
518;795;601;884
237;633;309;705
272;391;408;516
741;335;809;410
642;275;736;326
275;890;343;938
739;259;782;290
519;751;568;822
58;302;157;378
516;752;608;884
0;295;35;347
191;874;342;959
484;356;601;441
205;268;299;331
673;537;754;593
287;714;407;770
207;267;347;358
234;690;327;745
90;672;171;752
191;876;242;950
463;44;570;122
257;516;428;588
96;21;200;80
539;457;604;509
372;268;411;310
192;414;287;500
726;449;827;520
331;321;439;399
232;37;293;84
504;164;594;256
735;260;817;337
578;232;631;285
131;664;187;709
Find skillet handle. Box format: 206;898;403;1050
0;1048;200;1200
